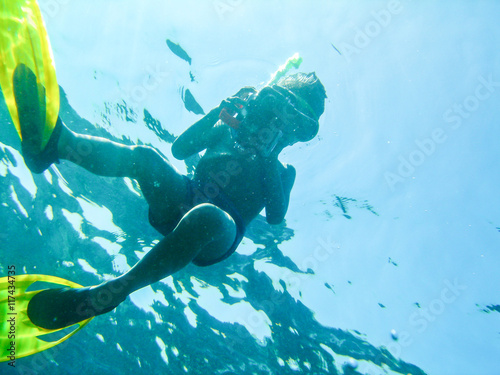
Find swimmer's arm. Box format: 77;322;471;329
172;107;221;160
262;159;296;225
172;92;251;160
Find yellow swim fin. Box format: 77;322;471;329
0;274;93;362
0;0;60;152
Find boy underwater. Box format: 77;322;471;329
13;64;327;329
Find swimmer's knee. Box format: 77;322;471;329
183;203;234;235
165;204;236;266
186;204;237;265
132;145;161;163
130;146;168;180
174;204;235;251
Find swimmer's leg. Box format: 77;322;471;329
56;125;187;212
119;203;237;291
13;63;184;209
27;204;236;329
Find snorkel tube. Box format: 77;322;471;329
267;52;303;86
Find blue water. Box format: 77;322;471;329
1;1;500;374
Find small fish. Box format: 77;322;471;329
336;196;346;213
166;39;192;65
182;88;205;115
388;257;398;266
325;283;336;294
485;305;500;313
331;43;342;55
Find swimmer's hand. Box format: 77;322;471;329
219;86;256;114
219;96;246;114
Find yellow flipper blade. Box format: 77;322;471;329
0;274;93;362
0;0;60;151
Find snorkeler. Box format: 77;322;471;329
13;64;326;329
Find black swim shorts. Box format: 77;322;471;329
148;176;245;267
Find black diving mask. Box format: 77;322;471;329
220;85;319;156
248;85;319;143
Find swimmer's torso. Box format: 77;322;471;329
193;124;267;225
